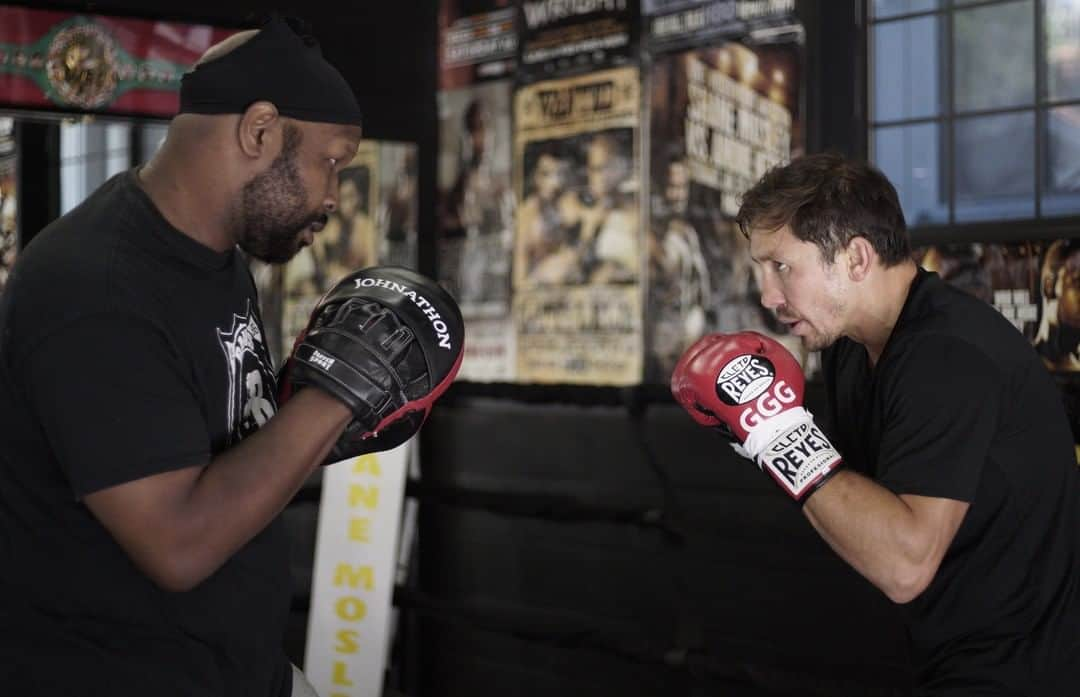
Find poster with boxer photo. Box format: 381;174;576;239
916;238;1080;445
516;0;639;84
279;140;417;363
376;141;419;270
438;78;516;379
642;0;799;55
512;66;643;385
1034;238;1080;373
438;1;518;381
439;0;516;89
644;34;806;384
916;239;1080;373
0;117;16;296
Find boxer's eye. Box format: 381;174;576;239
775;262;790;274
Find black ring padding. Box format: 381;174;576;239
437;382;678;407
403;480;682;538
393;585;680;667
390;587;912;696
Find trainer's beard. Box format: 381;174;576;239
237;126;322;264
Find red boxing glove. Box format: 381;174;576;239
671;331;842;503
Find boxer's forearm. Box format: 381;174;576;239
85;388;348;592
183;388;350;571
802;469;968;603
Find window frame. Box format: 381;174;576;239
867;0;1080;246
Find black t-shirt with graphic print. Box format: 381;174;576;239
822;268;1080;696
0;170;291;697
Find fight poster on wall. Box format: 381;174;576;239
438;0;518;382
376;141;420;271
517;0;639;83
642;0;799;54
0;6;236;118
644;11;805;383
512;66;643;385
916;240;1080;373
278;140;418;364
0;118;16;296
439;0;516;88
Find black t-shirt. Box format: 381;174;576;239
822;268;1080;695
0;170;290;697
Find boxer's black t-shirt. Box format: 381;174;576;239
0;170;291;697
823;268;1080;695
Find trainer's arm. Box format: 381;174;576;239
803;471;968;603
84;389;349;592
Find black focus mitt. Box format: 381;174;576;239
279;266;464;463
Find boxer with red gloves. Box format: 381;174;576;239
671;331;841;504
675;152;1080;696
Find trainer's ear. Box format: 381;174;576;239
237;100;280;159
844;236;876;282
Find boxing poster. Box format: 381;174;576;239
512;66;643;385
644;32;806;383
516;0;639;83
438;2;518;381
0;117;16;296
438;83;517;381
376;142;419;270
439;0;516;89
279;141;417;363
642;0;800;54
916;240;1080;372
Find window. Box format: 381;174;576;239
869;0;1080;227
58;119;168;216
59;120;132;216
139;123;169;163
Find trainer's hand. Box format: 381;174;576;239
278;266;464;463
671;331;842;503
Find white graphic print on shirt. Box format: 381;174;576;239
217;299;277;444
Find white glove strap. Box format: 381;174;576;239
741;407;812;461
755;411;843;501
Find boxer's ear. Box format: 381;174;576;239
844;236;875;282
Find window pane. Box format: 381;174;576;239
874;123;947;226
954;112;1035;221
954;1;1034;112
140;123;168;163
1045;0;1080;101
1044;105;1080;215
873;16;942;122
871;0;939;19
60;120;132;216
105;124;129;179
